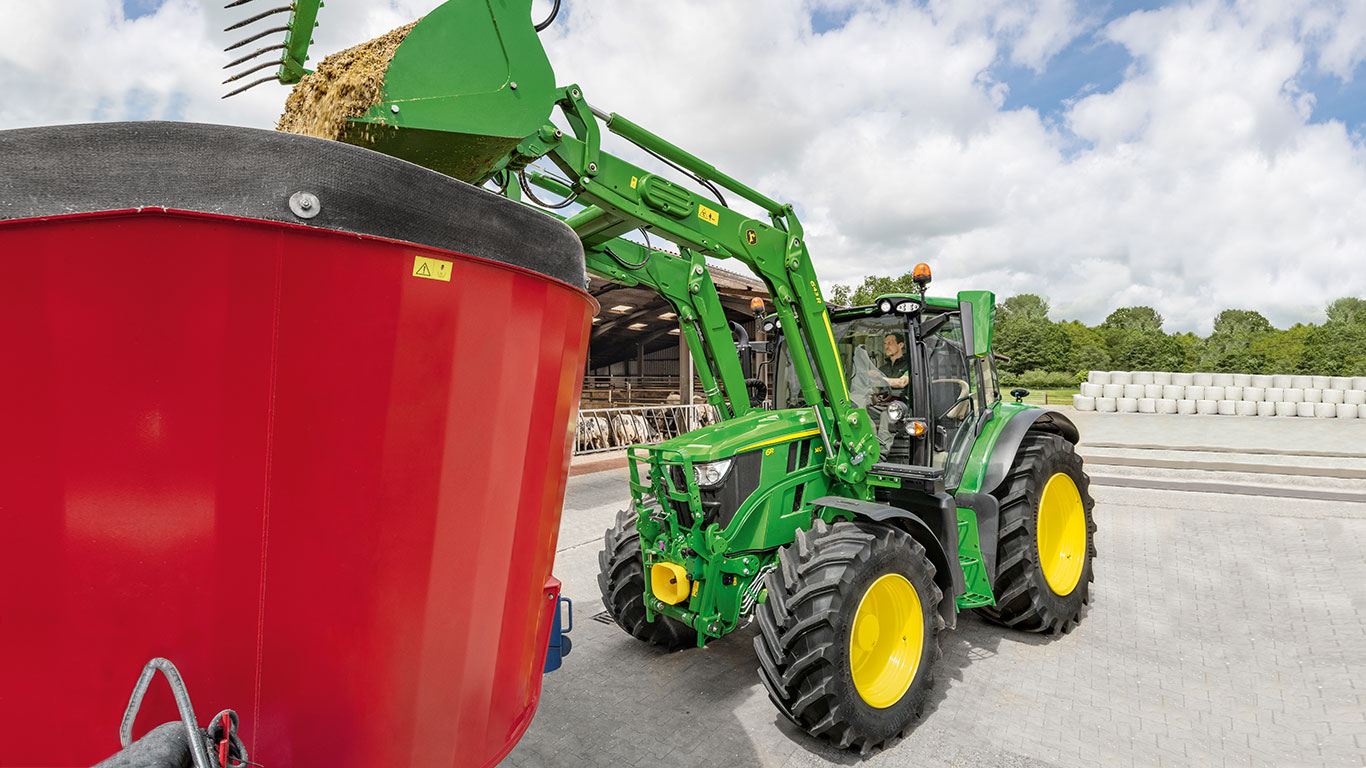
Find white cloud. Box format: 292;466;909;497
2;0;1364;333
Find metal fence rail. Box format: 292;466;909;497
574;403;720;455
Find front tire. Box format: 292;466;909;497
753;519;943;754
597;507;697;650
979;431;1096;634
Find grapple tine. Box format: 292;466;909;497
223;25;288;52
224;0;256;8
224;44;286;69
222;75;279;99
222;60;281;84
224;5;291;32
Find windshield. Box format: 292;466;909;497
774;314;910;410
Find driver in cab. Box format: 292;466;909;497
864;332;910;395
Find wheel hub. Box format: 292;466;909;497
1036;472;1086;595
849;573;923;709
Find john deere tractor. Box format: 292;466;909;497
245;0;1097;752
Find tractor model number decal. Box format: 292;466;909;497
412;256;452;282
698;204;719;226
810;280;823;304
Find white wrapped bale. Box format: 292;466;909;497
1087;371;1109;385
1186;385;1206;401
1163;384;1185;399
1324;389;1345;405
1205;386;1226;401
1336;404;1359;419
1073;395;1096;411
1133;371;1155;385
1257;401;1276;416
1144;384;1163;398
1177;399;1198;414
1251;375;1272;387
1232;374;1252;387
1313;376;1331;389
1173;373;1194;386
1243;386;1264;401
1292;375;1312;388
1305;388;1323;403
1080;383;1103;397
1193;373;1213;386
1096;397;1118;413
1346;391;1366;405
1355;377;1366;390
1331;376;1352;390
1314;402;1336;418
1123;384;1145;398
1103;384;1124;398
1211;373;1234;387
1138;398;1157;413
1225;386;1243;401
1157;398;1178;414
1284;388;1304;403
1297;402;1316;417
1235;401;1257;416
1110;371;1132;385
1266;387;1285;402
1118;397;1139;412
1276;402;1297;417
1197;400;1219;414
1154;372;1172;385
1273;375;1293;388
1218;400;1237;415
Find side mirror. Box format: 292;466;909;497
1010;388;1029;403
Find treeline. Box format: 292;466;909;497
830;276;1366;384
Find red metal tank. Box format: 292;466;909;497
0;123;594;767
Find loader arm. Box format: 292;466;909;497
501;89;878;488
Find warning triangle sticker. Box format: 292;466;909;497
416;263;432;277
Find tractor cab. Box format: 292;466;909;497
770;284;1000;493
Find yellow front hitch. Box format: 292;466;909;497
650;562;691;605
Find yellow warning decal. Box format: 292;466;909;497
630;176;639;189
691;581;700;597
412;256;452;282
698;204;719;226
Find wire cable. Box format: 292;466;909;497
517;170;578;209
534;0;561;31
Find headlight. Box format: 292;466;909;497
693;458;734;488
887;400;907;422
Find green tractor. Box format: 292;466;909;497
601;273;1096;751
238;0;1097;752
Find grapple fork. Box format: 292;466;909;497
221;0;322;98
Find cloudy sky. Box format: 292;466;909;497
3;0;1365;332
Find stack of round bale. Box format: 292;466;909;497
1073;373;1366;418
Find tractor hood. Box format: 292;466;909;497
655;408;823;463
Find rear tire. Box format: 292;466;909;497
753;519;943;755
979;431;1096;634
597;507;697;650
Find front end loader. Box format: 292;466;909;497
245;0;1099;753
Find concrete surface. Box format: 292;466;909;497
507;411;1366;768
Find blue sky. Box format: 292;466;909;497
121;0;162;22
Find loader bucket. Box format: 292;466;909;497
0;122;593;768
281;0;558;183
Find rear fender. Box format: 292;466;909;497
810;495;961;629
974;407;1079;497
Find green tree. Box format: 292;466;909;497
993;294;1072;375
1325;297;1366;326
1200;309;1274;372
829;273;920;306
1300;298;1366;376
1057;320;1110;372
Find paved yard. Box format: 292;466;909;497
507;415;1366;767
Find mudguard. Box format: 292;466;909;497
979;409;1079;496
810;495;962;629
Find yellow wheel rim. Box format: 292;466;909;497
849;573;923;709
1037;472;1086;595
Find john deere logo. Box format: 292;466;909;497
745;229;758;246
